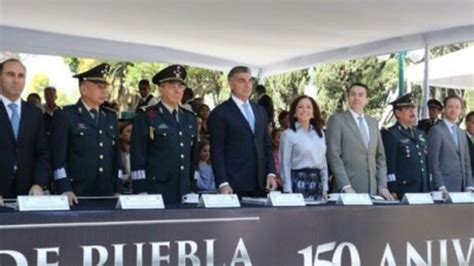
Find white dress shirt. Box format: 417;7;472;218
349;108;370;140
1;94;22;119
279;122;329;193
231;94;254;122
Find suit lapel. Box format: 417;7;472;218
76;100;98;129
0;101;15;141
366;117;378;149
343;111;367;150
456;127;465;153
17;101;29;143
250;103;259;135
440;121;458;149
228;98;253;134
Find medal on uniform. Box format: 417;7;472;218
150;126;155;140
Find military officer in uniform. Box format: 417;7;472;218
51;63;123;205
382;93;430;199
417;99;443;134
130;65;198;204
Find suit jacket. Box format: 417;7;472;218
0;101;49;197
427;121;472;191
257;94;275;125
468;133;474;176
208;98;275;193
417;118;440;135
326;110;387;194
51;100;122;196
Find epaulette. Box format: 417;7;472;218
179;106;197;116
144;105;159;120
62;104;75;111
138;105;155;113
101;105;117;114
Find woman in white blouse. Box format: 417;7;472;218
279;95;328;199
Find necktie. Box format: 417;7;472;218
451;126;459;149
172;109;179;123
243;102;255;133
90;109;99;126
357;115;369;148
8;103;20;140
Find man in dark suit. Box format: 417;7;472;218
382;93;430;199
131;65;198;204
208;66;277;196
0;58;49;205
465;111;474;177
428;95;472;194
42;86;60;137
135;79;158;111
51;63;123;205
256;84;275;126
417;99;443;134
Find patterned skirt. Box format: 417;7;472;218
291;168;323;200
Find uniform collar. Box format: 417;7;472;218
80;99;96;113
161;101;179;114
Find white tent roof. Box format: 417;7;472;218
407;46;474;90
1;0;474;76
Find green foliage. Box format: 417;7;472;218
27;74;50;95
264;69;310;113
315;56;398;119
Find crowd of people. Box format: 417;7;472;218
0;58;472;206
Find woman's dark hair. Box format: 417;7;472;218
197;104;211;118
119;121;133;135
288;95;324;138
198;140;210;152
271;128;283;150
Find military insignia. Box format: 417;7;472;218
112;140;115;146
149;126;155;140
419;135;425;142
147;109;157;120
77;123;87;129
158;123;169;129
159;107;163;114
78;107;83;114
101;110;106;116
173;66;182;78
399;139;410;144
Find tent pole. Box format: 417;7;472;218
421;44;430;119
398;51;406;96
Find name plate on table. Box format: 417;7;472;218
267;193;306;207
198;194;240;208
116;195;165;209
448;192;474;203
337;194;372;205
17;196;69;211
401;193;434;205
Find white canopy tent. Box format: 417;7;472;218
1;0;473;77
407;46;474;90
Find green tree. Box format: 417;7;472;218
315;56;398;120
27;74;50;95
264;69;310;113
